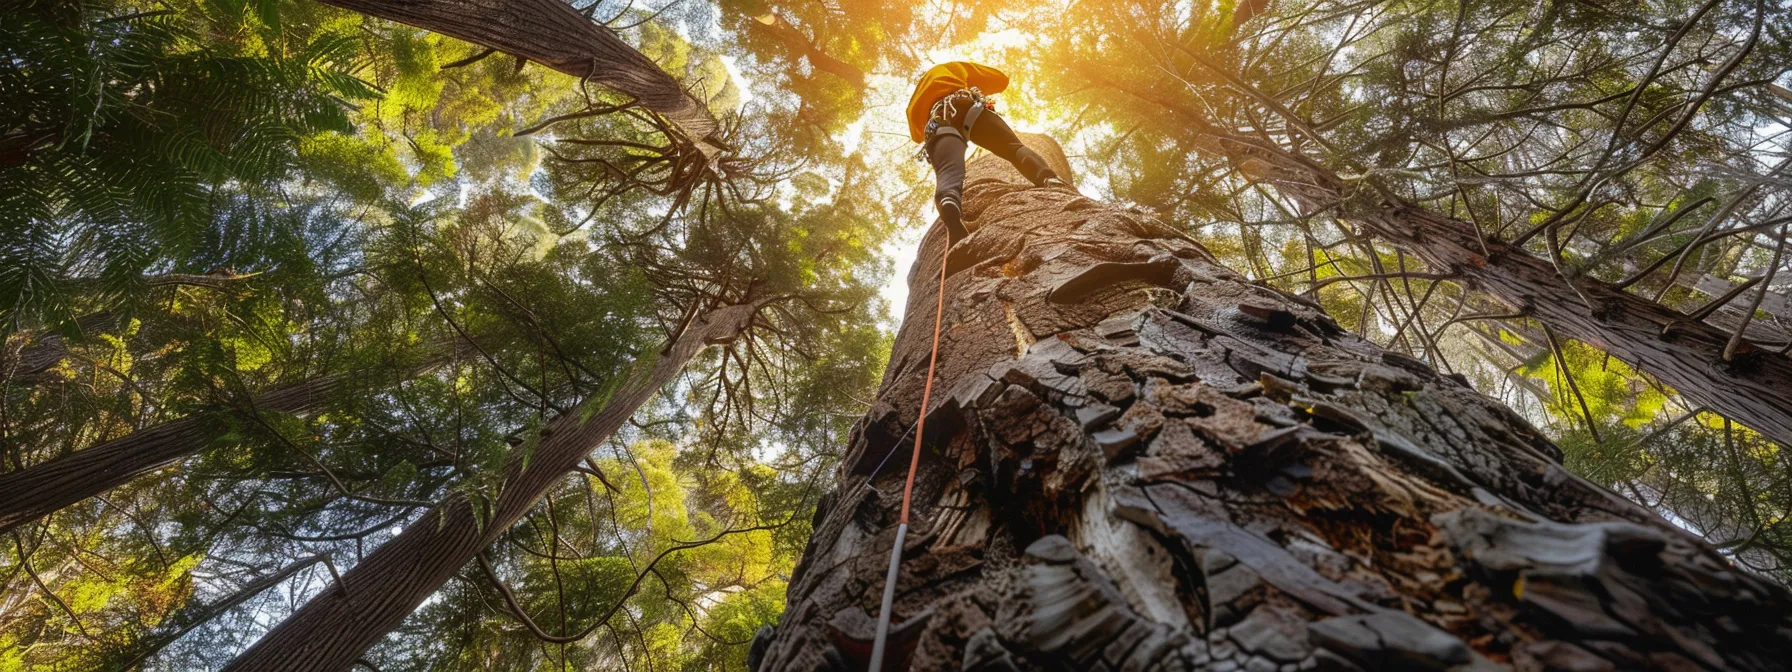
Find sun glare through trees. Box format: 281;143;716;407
2;0;1790;670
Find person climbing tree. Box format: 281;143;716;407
908;61;1067;244
750;134;1792;672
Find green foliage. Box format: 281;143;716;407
0;0;375;325
385;438;811;671
1014;0;1792;583
1516;336;1667;431
24;0;1790;669
708;0;923;151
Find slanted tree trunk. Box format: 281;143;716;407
754;136;1791;672
105;555;330;671
1;311;120;385
1205;125;1792;450
1684;273;1792;320
750;13;866;90
0;373;355;534
1103;81;1792;449
316;0;725;157
222;302;761;672
3;275;259;387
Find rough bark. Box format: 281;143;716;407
1687;273;1791;320
1206;126;1792;450
750;13;866;90
0;373;353;534
222;303;761;672
1104;83;1792;448
754;136;1792;672
315;0;724;157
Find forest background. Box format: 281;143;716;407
1;0;1788;669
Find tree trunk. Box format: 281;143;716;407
1685;273;1792;320
105;555;330;671
1205;125;1792;450
753;136;1792;672
221;303;761;672
0;373;354;534
750;13;866;90
1;311;119;386
1103;81;1792;449
316;0;724;157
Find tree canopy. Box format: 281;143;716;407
1;0;1787;669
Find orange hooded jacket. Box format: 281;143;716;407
905;61;1009;143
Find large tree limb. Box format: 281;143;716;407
221;301;763;671
0;374;353;534
749;13;865;90
1116;80;1792;449
0;347;458;534
316;0;725;158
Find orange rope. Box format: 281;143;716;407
870;228;953;672
900;240;951;526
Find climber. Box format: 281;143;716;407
907;61;1069;245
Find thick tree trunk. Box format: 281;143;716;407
316;0;724;157
0;373;353;534
1105;81;1792;448
754;136;1792;672
1089;80;1792;448
750;13;866;90
222;303;760;672
1207;127;1792;450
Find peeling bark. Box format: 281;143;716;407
757;136;1792;672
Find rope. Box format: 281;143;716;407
904;242;951;527
868;236;951;672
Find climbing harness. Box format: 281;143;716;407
867;234;952;672
914;87;997;162
935;87;995;136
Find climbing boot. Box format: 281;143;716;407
939;198;967;244
1041;176;1073;191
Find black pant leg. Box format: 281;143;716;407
926;130;969;241
927;130;968;210
966;111;1060;187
